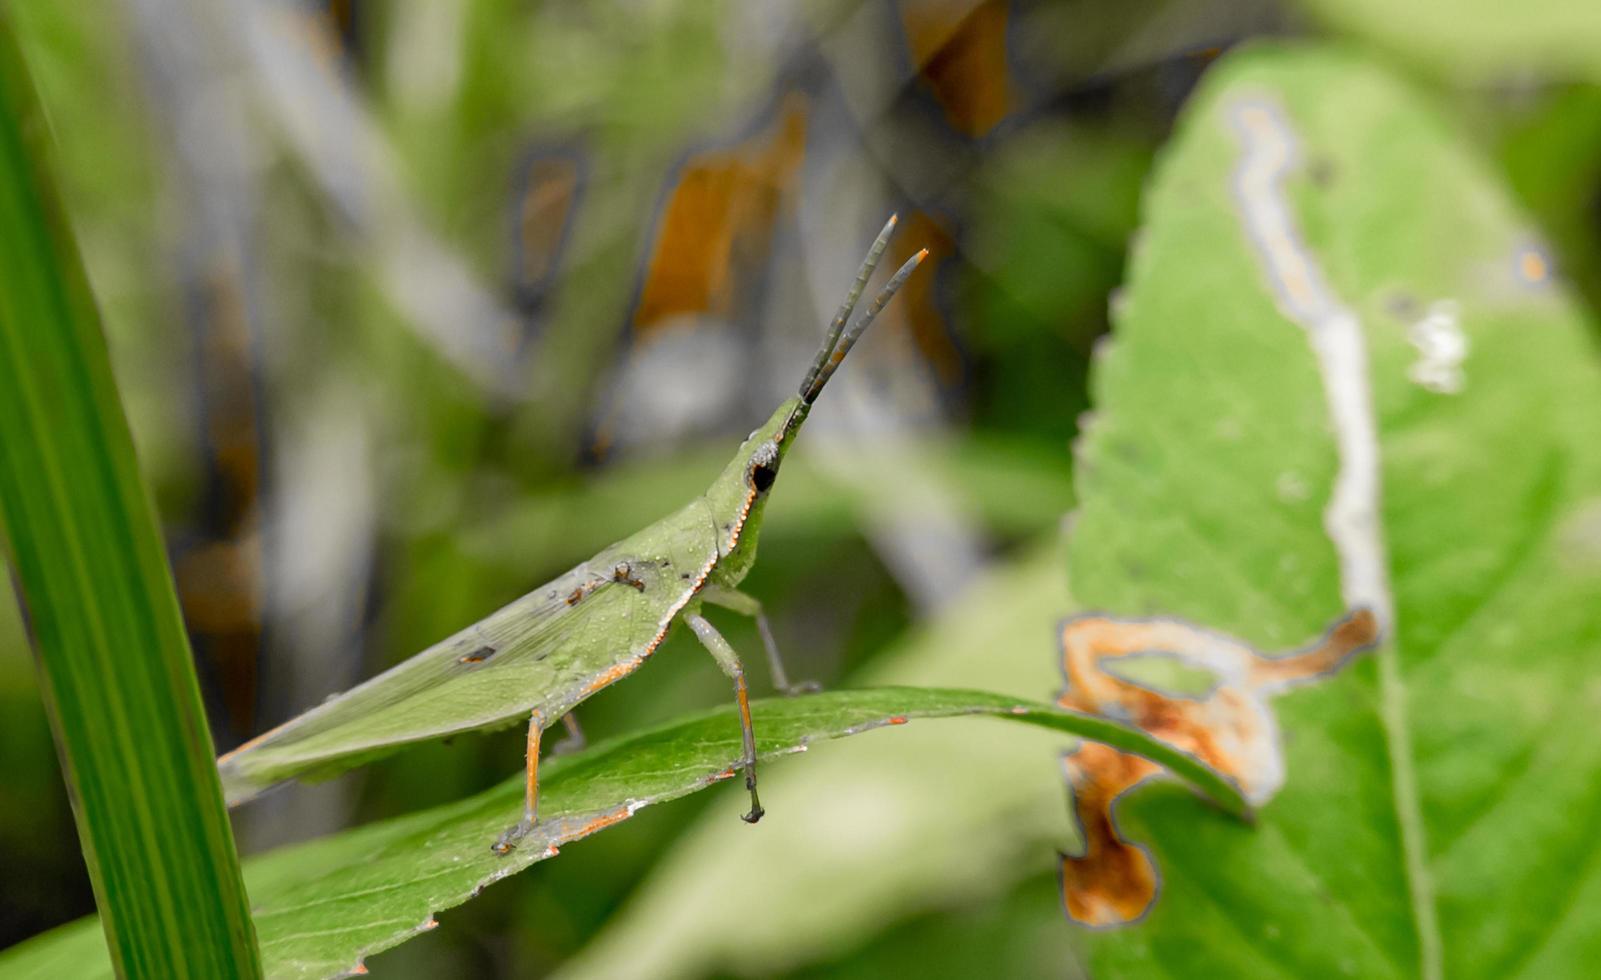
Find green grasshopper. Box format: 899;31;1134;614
218;217;926;853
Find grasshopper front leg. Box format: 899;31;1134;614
684;612;765;823
700;586;820;695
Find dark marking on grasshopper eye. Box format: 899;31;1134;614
750;461;777;492
745;441;781;494
680;572;691;580
457;643;493;666
613;562;646;592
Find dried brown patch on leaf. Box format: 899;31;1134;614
1055;609;1378;926
1059;742;1161;927
879;213;964;391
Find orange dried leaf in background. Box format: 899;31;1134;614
175;263;266;735
879;212;964;389
1055;609;1379;926
633;95;808;334
515;156;580;294
897;0;1016;138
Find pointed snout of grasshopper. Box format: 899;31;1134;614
794;216;928;416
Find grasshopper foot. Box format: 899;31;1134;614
780;679;822;696
741;774;765;823
491;819;533;856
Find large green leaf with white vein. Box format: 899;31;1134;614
1067;43;1601;978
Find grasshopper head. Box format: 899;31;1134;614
744;216;926;492
704;217;925;575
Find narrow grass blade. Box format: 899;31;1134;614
0;14;261;978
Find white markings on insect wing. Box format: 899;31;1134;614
1227;95;1394;630
1405;300;1467;395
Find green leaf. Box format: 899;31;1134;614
1293;0;1601;83
0;686;1245;980
0;14;260;979
1067;43;1601;977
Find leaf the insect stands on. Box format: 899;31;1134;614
0;686;1247;980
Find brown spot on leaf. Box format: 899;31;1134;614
1059;743;1160;927
1518;247;1550;284
1055;609;1377;925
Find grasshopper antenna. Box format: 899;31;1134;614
802;247;929;403
798;214;898;401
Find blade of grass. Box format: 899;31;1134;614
0;11;261;978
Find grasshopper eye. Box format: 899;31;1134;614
751;461;777;492
746;442;780;493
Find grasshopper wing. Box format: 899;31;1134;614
219;512;718;805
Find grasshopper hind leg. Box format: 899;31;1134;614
684;612;765;823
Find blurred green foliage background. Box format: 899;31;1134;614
2;0;1599;976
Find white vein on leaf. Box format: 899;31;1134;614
1227;93;1442;980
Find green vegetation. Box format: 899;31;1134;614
2;2;1599;978
0;11;259;977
